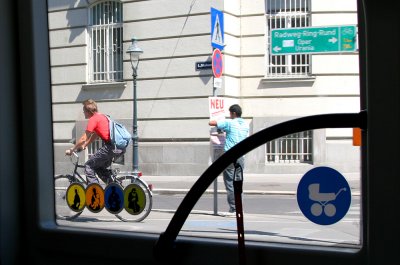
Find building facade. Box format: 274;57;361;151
49;0;360;176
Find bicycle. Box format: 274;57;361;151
54;151;152;222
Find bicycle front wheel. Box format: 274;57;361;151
54;175;84;220
115;175;153;222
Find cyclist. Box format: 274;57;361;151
65;99;126;184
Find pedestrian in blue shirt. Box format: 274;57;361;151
209;104;249;213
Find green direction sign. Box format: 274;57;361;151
271;25;356;55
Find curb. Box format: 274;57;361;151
151;188;360;196
152;188;296;195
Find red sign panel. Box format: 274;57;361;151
209;97;225;120
212;48;223;78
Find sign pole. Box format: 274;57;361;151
212;48;218;216
210;7;224;216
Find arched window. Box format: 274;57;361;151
88;1;123;83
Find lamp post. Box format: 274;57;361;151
126;36;143;176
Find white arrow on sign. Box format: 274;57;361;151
273;46;282;52
328;37;338;44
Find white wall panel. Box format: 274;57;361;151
48;0;86;12
52;85;83;102
52;122;76;140
137;98;209;119
124;35;210;60
312;55;359;74
53;83;130;103
124;0;212;21
243;97;360;117
224;0;240;14
124;15;209;40
53;103;84;121
51;77;214;104
53;106;213;139
241;56;265;76
51;65;87;84
223;76;241;96
312;14;358;27
48;8;87;29
53;98;211;121
53;119;211;140
224;34;241;55
49;28;86;48
239;0;265;15
326;128;353;137
241;36;266;55
139;119;210;139
224;13;240;36
123;56;214;79
312;0;357;12
50;46;86;66
53;101;132;122
224;55;241;76
312;76;360;94
241;16;265;35
240;78;265;96
130;78;213;99
240;76;360;97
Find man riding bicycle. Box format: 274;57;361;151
65;99;126;184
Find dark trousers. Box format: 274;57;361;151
223;156;244;212
84;144;125;184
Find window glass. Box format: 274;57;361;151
49;0;361;249
266;0;311;77
89;1;123;82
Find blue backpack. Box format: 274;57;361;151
104;115;132;150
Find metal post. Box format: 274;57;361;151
212;48;218;215
126;36;143;177
213;136;218;215
132;68;139;176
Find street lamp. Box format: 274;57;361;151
126;36;143;176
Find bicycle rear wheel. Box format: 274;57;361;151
114;175;153;222
54;175;84;220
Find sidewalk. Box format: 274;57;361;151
141;173;361;196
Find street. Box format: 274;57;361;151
156;193;304;215
57;193;361;247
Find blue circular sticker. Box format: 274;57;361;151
297;166;351;225
104;183;124;214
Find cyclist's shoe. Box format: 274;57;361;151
97;169;114;185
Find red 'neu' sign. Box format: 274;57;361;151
209;97;226;121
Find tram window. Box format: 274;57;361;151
5;0;400;263
48;0;362;252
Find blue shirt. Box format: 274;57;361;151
217;118;249;151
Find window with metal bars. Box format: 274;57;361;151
88;1;123;83
266;0;311;77
87;138;125;164
87;138;104;160
265;131;313;163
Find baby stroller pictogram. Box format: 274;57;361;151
308;183;347;217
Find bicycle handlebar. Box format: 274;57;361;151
70;150;82;166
